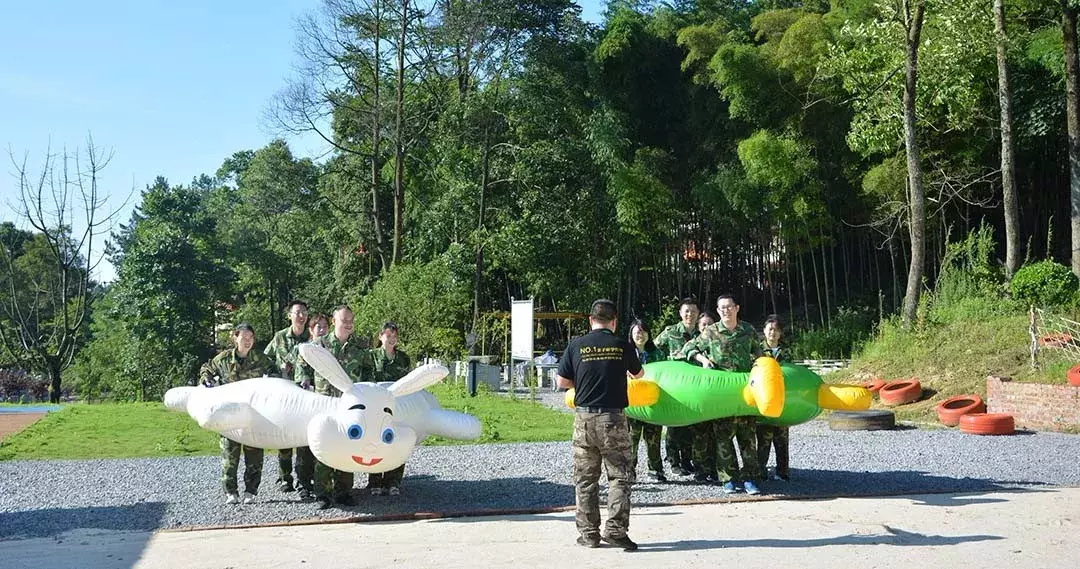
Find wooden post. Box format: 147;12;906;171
1029;305;1039;370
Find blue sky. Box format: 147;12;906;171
0;0;605;282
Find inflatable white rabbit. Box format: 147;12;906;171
163;344;482;473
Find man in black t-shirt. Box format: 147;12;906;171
557;299;644;551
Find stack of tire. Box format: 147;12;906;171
828;377;896;431
935;394;1014;435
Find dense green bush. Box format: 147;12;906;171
790;304;876;359
1010;260;1078;308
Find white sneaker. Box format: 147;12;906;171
225;493;239;505
242;492;256;504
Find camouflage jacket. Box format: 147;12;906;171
263;326;310;380
760;339;791;364
198;348;275;387
294;332;370;397
679;321;762;372
653;322;698;360
363;347;413;383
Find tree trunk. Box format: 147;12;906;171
392;0;409;266
48;357;62;404
370;1;387;271
996;0;1020;280
902;0;927;329
888;234;900;311
807;227;825;328
797;244;810;326
1063;3;1080;276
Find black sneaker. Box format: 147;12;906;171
693;472;710;482
602;534;638;551
316;497;333;510
278;480;295;492
674;466;691;477
647;471;668;483
576;534;601;548
297;488;313;501
335;494;357;507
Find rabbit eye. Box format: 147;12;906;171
381;428;395;444
347;424;363;440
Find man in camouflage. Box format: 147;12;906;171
288;313;330;500
680;294;765;495
652;298;700;476
362;322;412;496
756;315;791;482
263;300;310;493
199;323;276;505
294;305;369;509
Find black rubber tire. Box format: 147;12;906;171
827;410;896;431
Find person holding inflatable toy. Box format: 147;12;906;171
198;323;276;505
264;300;311;494
680;294;765;495
627;319;667;483
364;322;413;497
557;299;643;552
295;305;370;509
756;315;791;482
287;311;330;501
653;298;700;477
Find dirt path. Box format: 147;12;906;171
0;412;44;442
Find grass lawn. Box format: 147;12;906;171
0;382;571;461
827;297;1077;424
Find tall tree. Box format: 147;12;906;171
901;0;927;328
1063;1;1080;276
1;140;115;402
996;0;1020;278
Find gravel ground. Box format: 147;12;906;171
3;417;1080;540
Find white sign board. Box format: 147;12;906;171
511;298;534;361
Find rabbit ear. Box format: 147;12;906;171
298;344;354;395
388;363;448;397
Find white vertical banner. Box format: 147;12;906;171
511;298;534;361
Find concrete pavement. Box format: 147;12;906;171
4;487;1077;569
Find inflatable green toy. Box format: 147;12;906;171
566;357;870;427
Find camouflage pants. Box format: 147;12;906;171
756;424;790;479
690;420;719;477
573;410;632;539
368;465;405;489
314;462;354;500
628;418;663;476
277;448;294;485
664;426;693;470
294;446;316;492
220;437;264;495
714;416;763;484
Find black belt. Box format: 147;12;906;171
575;406;624;414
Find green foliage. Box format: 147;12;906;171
737;130;817;193
1010;260;1080;308
353;249;472;359
790;304;876;358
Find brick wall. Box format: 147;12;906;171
985;375;1080;432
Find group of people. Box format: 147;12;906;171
197;301;412;510
556;296;790;551
633;296;791;496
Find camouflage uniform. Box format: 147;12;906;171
679;321;764;484
263;326;310;490
756;340;791;480
628;346;666;479
363;347;413;491
198;347;275;496
653;322;698;473
574;410;632;538
295;332;370;502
